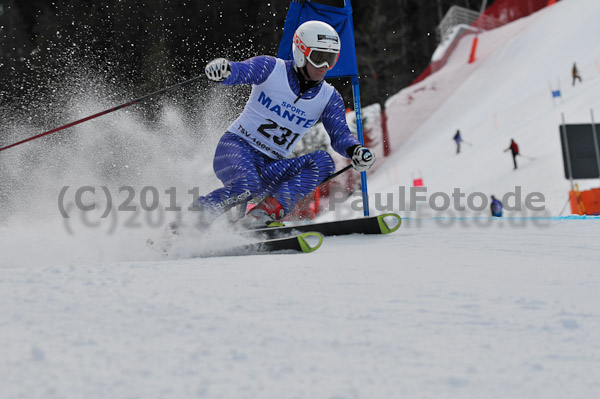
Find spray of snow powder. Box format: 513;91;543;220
0;49;260;266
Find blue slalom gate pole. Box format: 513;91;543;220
352;76;370;216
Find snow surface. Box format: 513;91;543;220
2;0;600;398
2;218;600;399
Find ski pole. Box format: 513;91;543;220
291;163;353;218
237;164;353;218
0;74;206;153
321;164;353;185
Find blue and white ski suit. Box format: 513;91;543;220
196;55;360;216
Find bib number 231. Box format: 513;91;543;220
257;119;301;151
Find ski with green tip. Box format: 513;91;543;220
202;231;322;257
233;231;323;255
248;213;402;239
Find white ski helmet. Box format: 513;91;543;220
292;20;340;70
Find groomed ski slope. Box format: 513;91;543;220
382;0;600;214
2;219;600;398
1;0;600;398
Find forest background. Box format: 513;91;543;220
0;0;487;114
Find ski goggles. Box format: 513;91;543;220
307;50;339;69
294;33;339;69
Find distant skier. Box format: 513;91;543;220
191;20;374;230
572;62;582;86
453;129;462;154
504;139;519;170
490;195;503;217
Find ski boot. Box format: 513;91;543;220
239;197;285;230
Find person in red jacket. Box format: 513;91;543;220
504;139;519;170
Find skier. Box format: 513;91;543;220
504;138;519;170
490;195;503;217
572;62;582;86
453;129;462;154
194;20;374;229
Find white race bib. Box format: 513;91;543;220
227;59;333;159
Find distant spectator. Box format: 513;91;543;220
572;63;582;86
453;129;462;154
504;138;519;170
490;195;503;217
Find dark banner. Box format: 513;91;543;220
560;124;600;179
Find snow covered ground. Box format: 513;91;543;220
2;0;600;398
2;218;599;399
